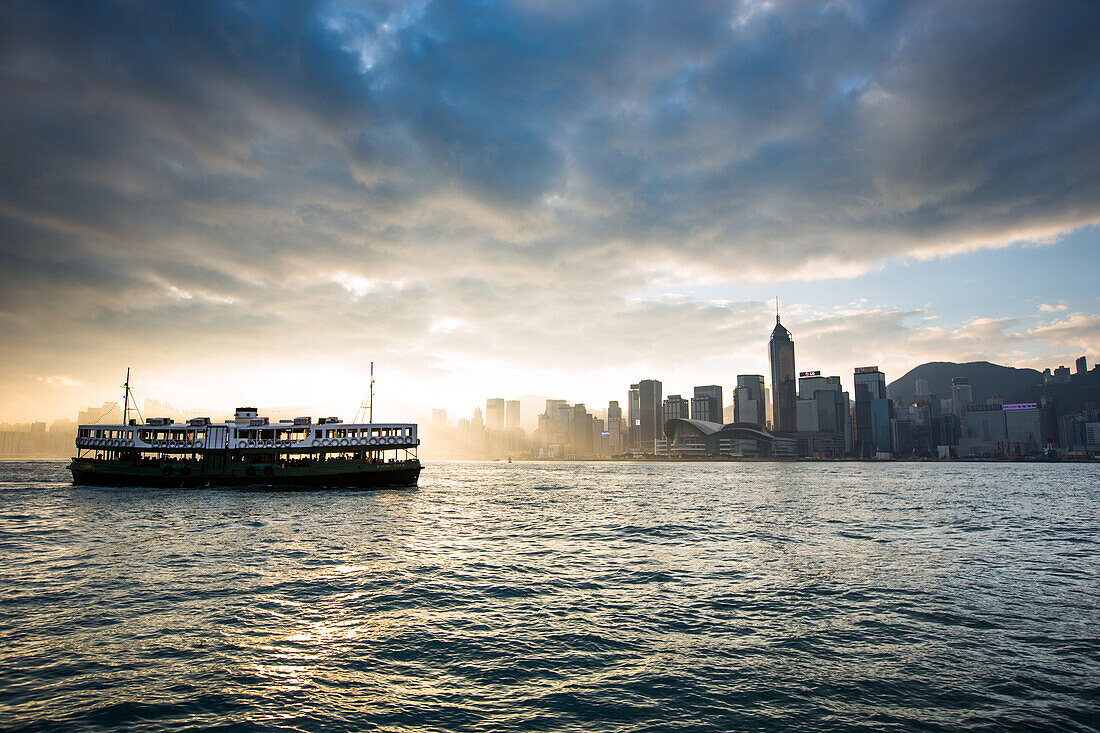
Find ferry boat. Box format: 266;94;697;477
69;407;421;488
68;371;421;489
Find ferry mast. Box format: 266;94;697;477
122;368;131;426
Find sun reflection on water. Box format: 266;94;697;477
2;461;1097;731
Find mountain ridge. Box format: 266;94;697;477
887;361;1043;405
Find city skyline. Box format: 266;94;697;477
4;319;1095;458
420;345;1094;460
2;2;1099;423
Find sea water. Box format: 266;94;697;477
1;459;1097;731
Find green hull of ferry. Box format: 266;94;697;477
69;455;421;489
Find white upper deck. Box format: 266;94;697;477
76;407;418;452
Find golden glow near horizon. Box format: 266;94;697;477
3;301;1097;428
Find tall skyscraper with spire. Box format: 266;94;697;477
769;302;797;433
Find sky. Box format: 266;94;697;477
1;0;1099;425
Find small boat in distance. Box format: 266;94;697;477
68;371;421;489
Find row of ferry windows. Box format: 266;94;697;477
314;427;413;439
232;428;411;439
80;427;414;440
80;428;203;440
79;429;135;439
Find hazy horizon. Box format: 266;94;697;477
2;1;1098;424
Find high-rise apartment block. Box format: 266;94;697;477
607;401;623;454
854;366;891;457
663;395;690;424
485;398;505;431
1004;402;1043;454
734;375;766;426
505;400;520;430
950;378;973;422
691;385;722;424
796;371;850;456
967;404;1007;446
571;403;594;455
797;371;840;400
431;409;447;445
628;379;662;454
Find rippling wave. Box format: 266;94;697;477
1;460;1097;731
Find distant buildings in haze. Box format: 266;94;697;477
485;398;504;431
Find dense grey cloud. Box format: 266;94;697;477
1;0;1098;416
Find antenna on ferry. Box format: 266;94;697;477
122;368;131;425
355;362;376;423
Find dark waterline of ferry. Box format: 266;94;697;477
1;460;1097;732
